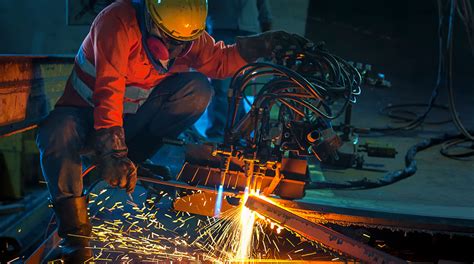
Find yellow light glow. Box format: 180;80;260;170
236;189;256;261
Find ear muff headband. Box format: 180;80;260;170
132;0;173;74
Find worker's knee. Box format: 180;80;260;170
173;72;213;114
188;72;213;96
36;108;90;158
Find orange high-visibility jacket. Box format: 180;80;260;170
57;0;247;129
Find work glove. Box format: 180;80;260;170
93;126;137;193
236;30;312;62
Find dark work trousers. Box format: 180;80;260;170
205;29;253;138
36;72;213;202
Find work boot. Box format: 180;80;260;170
42;196;93;264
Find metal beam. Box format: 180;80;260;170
138;176;240;197
272;198;474;235
0;55;73;137
0;191;52;260
245;195;405;264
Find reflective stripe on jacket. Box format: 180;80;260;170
56;0;247;129
71;48;154;114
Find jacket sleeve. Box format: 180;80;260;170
90;12;130;130
186;31;248;79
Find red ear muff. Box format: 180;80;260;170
146;36;170;61
146;35;193;60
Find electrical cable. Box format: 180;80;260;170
307;0;474;190
226;54;361;138
440;138;474;159
457;0;474;56
223;46;362;169
379;103;451;125
446;0;474;141
367;0;446;133
435;0;474;159
306;132;470;190
368;0;474;158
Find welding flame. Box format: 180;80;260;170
235;187;257;261
214;184;224;217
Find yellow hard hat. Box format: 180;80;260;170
145;0;208;42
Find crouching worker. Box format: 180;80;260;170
36;0;309;262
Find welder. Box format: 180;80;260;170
35;0;309;262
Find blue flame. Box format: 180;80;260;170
214;184;224;217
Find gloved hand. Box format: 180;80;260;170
236;30;311;62
93;126;137;193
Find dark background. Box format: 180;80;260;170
306;0;473;129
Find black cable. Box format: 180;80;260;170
227;58;360;135
306;132;469;190
228;63;319;131
457;0;474;56
379;103;451;125
446;0;474;141
233;54;358;151
368;0;446;133
318;0;474;190
440;138;474;159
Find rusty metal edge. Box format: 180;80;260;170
25;230;60;264
272;198;474;235
0;54;75;59
245;195;406;264
0;124;38;138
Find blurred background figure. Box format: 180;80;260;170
205;0;273;140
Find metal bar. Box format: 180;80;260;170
263;163;282;196
0;203;25;215
272;198;474;235
245;195;406;264
178;164;306;199
0;55;74;136
138;177;241;197
162;137;186;146
0;191;52;259
0;124;38;138
25;230;60;264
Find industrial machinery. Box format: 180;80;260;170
142;43;362;216
136;46;410;262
